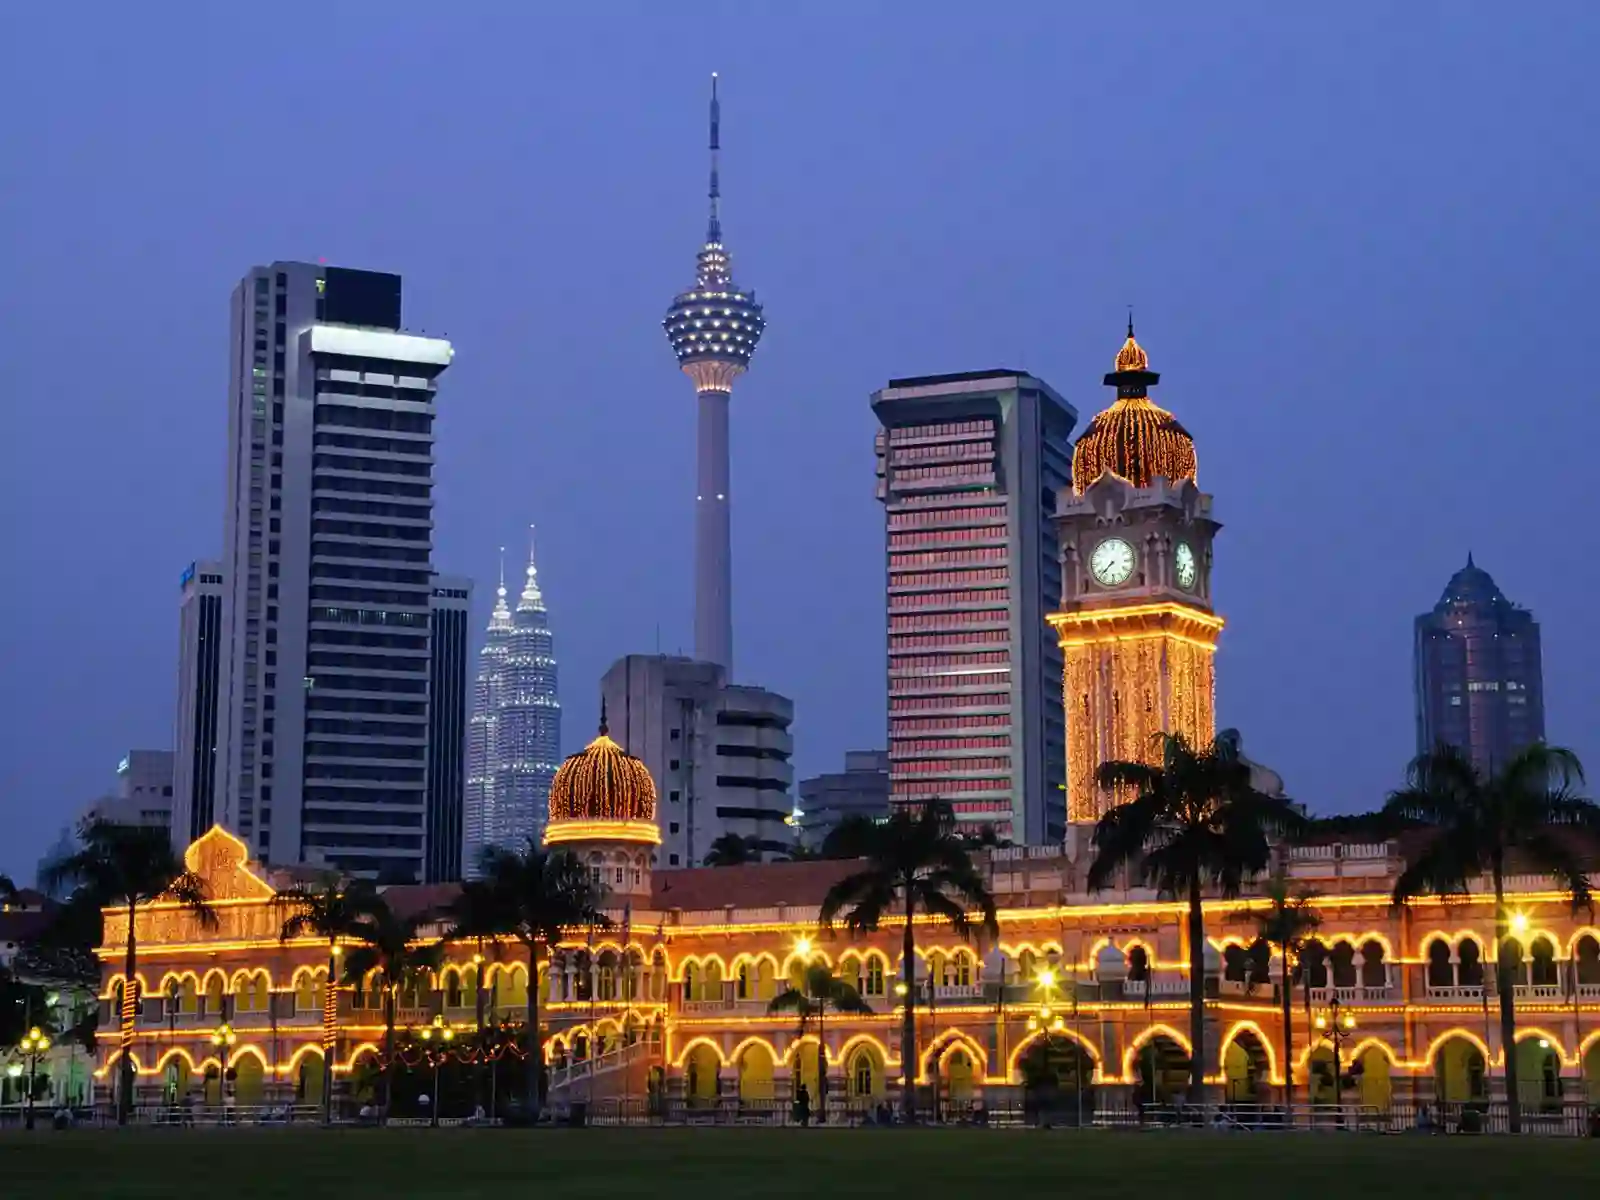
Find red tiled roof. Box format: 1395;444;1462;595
380;883;462;920
649;859;861;911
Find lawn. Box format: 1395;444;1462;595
2;1127;1596;1198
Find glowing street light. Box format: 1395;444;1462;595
1313;998;1357;1123
210;1023;237;1113
418;1016;457;1126
17;1026;51;1130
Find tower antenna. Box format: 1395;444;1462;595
707;72;722;244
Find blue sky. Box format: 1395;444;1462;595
2;3;1597;876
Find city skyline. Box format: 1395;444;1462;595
4;6;1600;875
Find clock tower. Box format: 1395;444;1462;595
1048;322;1223;825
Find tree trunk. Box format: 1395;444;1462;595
817;998;827;1123
383;987;396;1125
474;946;487;1117
322;945;337;1126
526;941;543;1122
1185;877;1207;1105
118;898;138;1127
1494;865;1522;1134
900;883;917;1123
1280;940;1294;1124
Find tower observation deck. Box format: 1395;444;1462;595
663;73;766;676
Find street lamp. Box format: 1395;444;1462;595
210;1023;237;1115
1312;997;1357;1122
17;1027;51;1130
418;1016;456;1127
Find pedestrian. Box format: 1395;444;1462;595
794;1083;811;1127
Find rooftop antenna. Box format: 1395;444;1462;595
707;72;722;244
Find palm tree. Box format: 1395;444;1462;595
41;819;214;1125
440;876;520;1114
474;841;611;1123
767;961;872;1122
1088;731;1308;1106
1385;741;1598;1134
819;799;998;1122
1240;870;1320;1120
704;833;761;867
340;898;443;1122
276;875;381;1124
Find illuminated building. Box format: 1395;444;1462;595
662;74;766;675
464;537;562;876
602;654;793;866
1414;555;1545;772
214;262;468;883
81;751;175;834
99;825;1600;1117
871;370;1078;843
1049;323;1220;825
172;560;225;848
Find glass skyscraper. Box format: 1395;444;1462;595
464;536;561;874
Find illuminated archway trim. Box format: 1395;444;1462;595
917;1029;988;1084
1005;1026;1102;1084
1512;1026;1571;1067
1218;1020;1281;1086
673;1036;728;1069
1120;1024;1193;1083
729;1036;780;1067
1423;1028;1491;1070
837;1032;897;1069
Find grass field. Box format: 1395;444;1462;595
2;1127;1596;1198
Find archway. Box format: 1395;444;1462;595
1356;1044;1392;1111
1306;1047;1337;1106
1515;1036;1562;1112
1222;1030;1270;1106
942;1046;979;1117
736;1042;775;1103
1019;1034;1095;1124
791;1039;821;1101
1134;1034;1190;1106
845;1044;886;1108
684;1043;721;1107
162;1056;192;1105
1584;1037;1600;1102
296;1051;325;1108
233;1052;265;1108
1432;1035;1487;1103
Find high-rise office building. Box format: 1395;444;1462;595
426;575;471;883
172;559;225;848
463;538;561;875
601;654;793;866
1415;555;1545;773
85;751;176;834
662;74;766;675
215;261;459;882
872;369;1078;844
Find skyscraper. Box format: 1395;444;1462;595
215;261;460;882
1415;555;1545;772
871;369;1077;844
1049;324;1222;829
663;74;766;675
172;559;225;848
463;538;561;874
426;575;471;883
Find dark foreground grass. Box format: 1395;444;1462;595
2;1127;1596;1198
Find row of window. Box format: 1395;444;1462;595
890;588;1010;609
889;526;1007;548
893;756;1011;774
891;735;1012;753
889;611;1009;632
890;548;1008;571
885;418;995;443
890;442;996;466
892;777;1010;796
890;651;1012;671
891;714;1011;733
891;568;1010;590
892;463;997;485
890;693;1009;712
887;504;1009;531
890;630;1009;652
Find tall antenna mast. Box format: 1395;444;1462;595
707;72;722;244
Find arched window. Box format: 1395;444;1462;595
1457;938;1485;988
1359;940;1387;989
952;952;972;988
1223;945;1248;984
1503;939;1527;988
866;957;886;997
445;971;463;1008
1426;940;1453;989
1575;935;1600;985
683;963;698;999
736;964;751;1000
1529;937;1559;987
851;1051;874;1097
1330;943;1357;989
1127;946;1150;983
1301;941;1329;990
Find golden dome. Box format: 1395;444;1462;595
545;707;660;846
1114;333;1149;373
1071;322;1196;493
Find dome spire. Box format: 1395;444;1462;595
599;696;609;737
487;545;512;632
1071;316;1195;493
517;524;545;611
707;72;722;246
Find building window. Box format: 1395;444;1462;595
669;854;680;866
669;760;680;771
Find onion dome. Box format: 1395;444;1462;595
1071;318;1197;493
663;74;765;390
1435;553;1512;612
544;703;660;847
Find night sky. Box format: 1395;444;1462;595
3;4;1598;878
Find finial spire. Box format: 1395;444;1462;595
488;545;512;630
707;72;722;245
1127;306;1135;339
498;546;506;597
1467;550;1475;568
517;523;545;610
599;696;609;737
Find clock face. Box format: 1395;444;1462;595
1175;542;1197;590
1090;537;1136;587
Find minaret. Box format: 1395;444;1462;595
663;73;767;676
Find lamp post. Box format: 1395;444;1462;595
1313;997;1357;1125
1027;969;1069;1126
418;1016;456;1127
210;1022;237;1118
18;1027;51;1130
